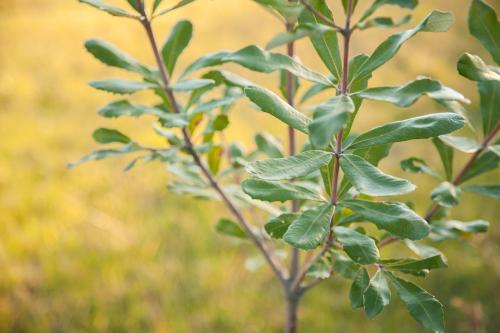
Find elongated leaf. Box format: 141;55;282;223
69;143;139;168
463;184;500;199
351;11;453;83
349;268;370;308
245;86;311;133
253;0;304;20
215;218;247;239
266;23;334;50
170;78;214;91
283;204;334;250
309;96;354;148
347;113;465;150
79;0;138;18
340;154;415;196
404;240;444;258
335;226;380;264
182;45;333;85
432;137;454;180
431;182;462;208
93;128;130;144
469;0;500;65
89;79;157;94
400;157;442;179
386;272;445;333
432;220;489;239
478;80;500;135
355;78;468;107
383;255;447;274
458;53;500;82
364;270;391;318
358;15;411;30
299;0;342;82
439;135;481;153
246;150;332;180
340;200;430;240
242;179;324;203
155;0;197;16
152;0;164;12
459;146;499;183
161;20;192;76
359;0;418;23
255;133;284;158
85;39;151;76
265;213;298;239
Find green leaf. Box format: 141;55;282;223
432;220;489;238
152;0;163;12
242;179;324;203
351;11;453;83
432;137;454;180
182;45;333;86
335;226;380;264
126;0;140;11
459;146;499;183
386;272;445;333
309;96;354;148
265;24;331;50
207;146;224;174
383;254;447;274
400;157;442;179
155;0;197;16
478;80;500;135
357;15;411;30
359;0;418;23
462;184;500;199
299;0;342;82
79;0;138;18
355;77;468;107
340;200;430;240
246;150;332;180
363;270;391;318
253;0;304;20
404;240;444;258
469;0;500;65
349;268;370;308
170;78;214;91
283;203;334;250
245;86;311;133
457;53;500;82
254;133;284;158
215;218;247;239
89;79;157;94
347;113;465;150
340;154;415;196
92;128;131;144
341;0;359;14
69;143;139;168
438;135;481;153
265;213;298;239
161;20;193;76
332;252;362;279
85;39;150;77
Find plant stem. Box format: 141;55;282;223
380;122;500;248
136;2;288;283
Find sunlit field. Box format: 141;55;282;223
0;0;498;332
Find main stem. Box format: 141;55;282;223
135;1;288;283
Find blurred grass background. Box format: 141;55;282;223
0;0;499;332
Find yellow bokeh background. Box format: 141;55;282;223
0;0;499;332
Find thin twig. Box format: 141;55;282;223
136;1;288;282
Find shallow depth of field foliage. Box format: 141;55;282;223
0;0;499;332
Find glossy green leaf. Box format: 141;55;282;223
462;184;500;199
253;0;304;20
85;39;151;76
255;133;284;158
265;213;298;239
364;270;391;318
245;86;311;133
299;0;342;82
355;78;468;107
92;128;131;144
332;252;362;279
457;53;500;82
161;20;192;76
432;137;454;180
478;80;500;135
340;200;430;240
69;143;139;168
349;268;370;308
351;11;453;82
242;179;324;203
340;153;415;196
182;45;333;85
246;150;332;180
469;0;500;65
215;218;247;239
89;79;157;94
170;78;214;91
335;226;380;264
386;272;445;333
439;135;481;153
283;203;334;250
347;113;465;150
79;0;138;18
404;240;444;258
309;96;354;148
383;254;447;274
459;146;499;183
432;220;489;238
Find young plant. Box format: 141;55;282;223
75;0;499;332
